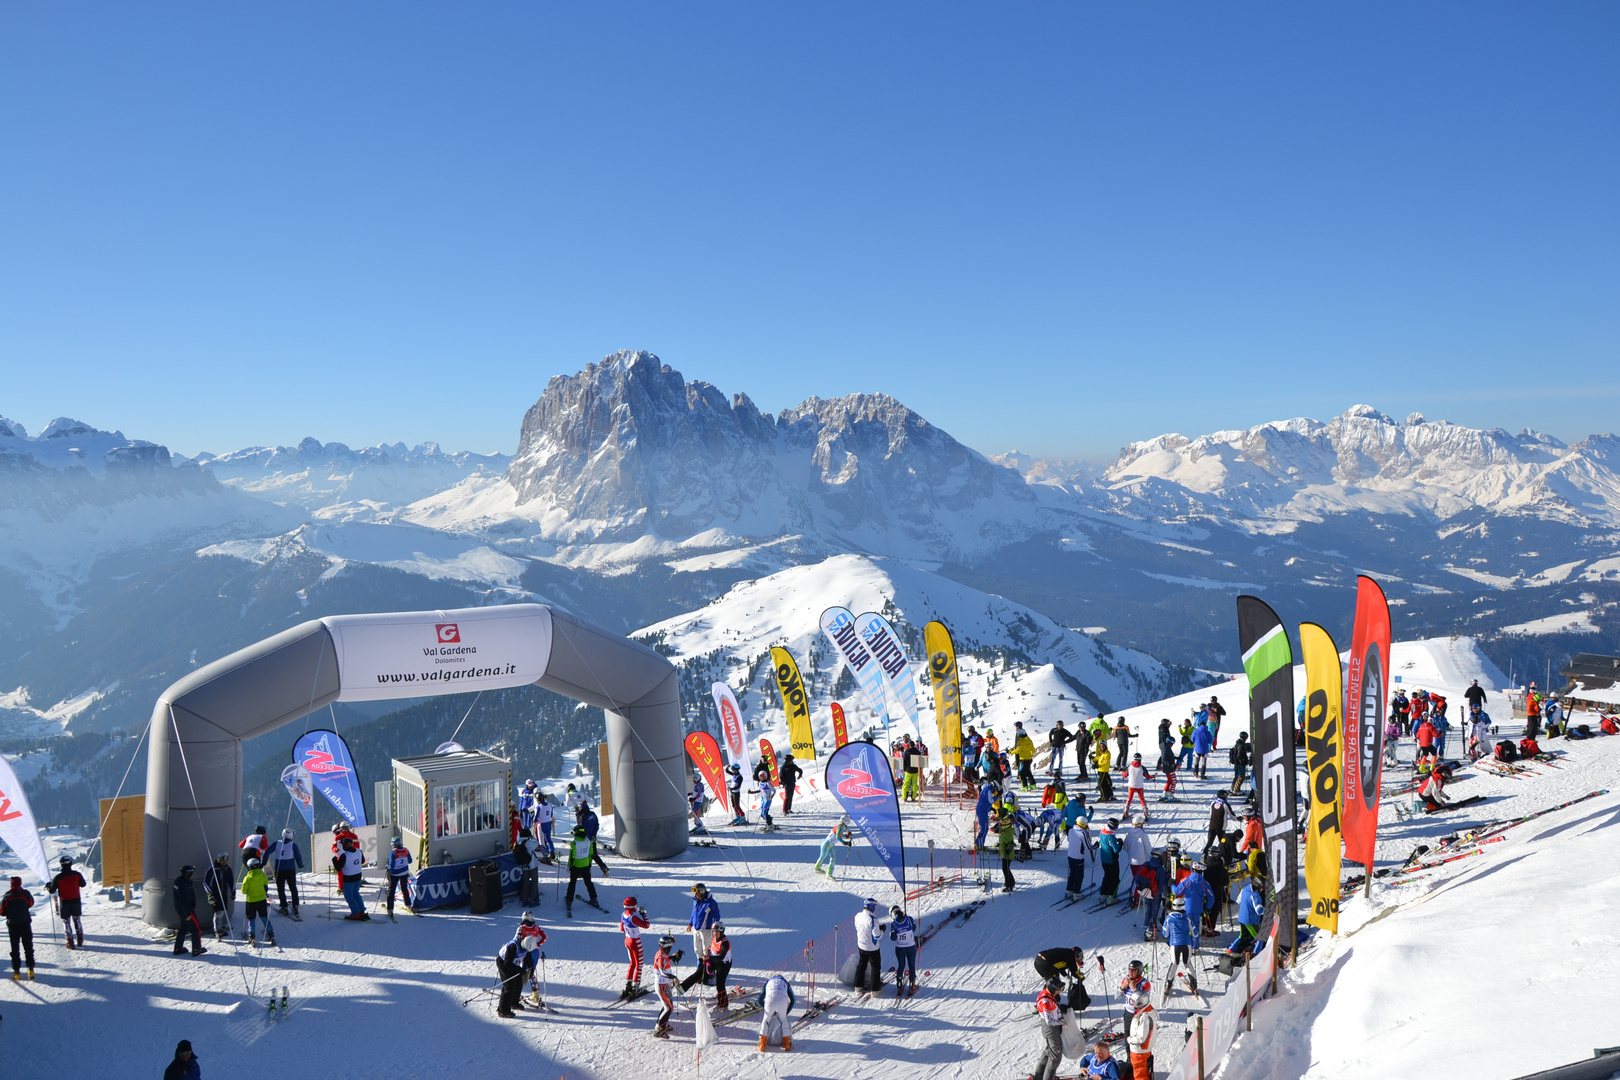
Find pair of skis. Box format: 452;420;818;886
265;985;289;1020
1051;886;1097;911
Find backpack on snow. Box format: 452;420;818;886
1601;717;1620;736
1518;738;1540;758
1494;740;1518;763
1570;724;1592;740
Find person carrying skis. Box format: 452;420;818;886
651;934;683;1039
814;817;854;876
726;764;747;826
1077;1040;1122;1080
1127;990;1156;1077
779;753;803;814
888;905;919;995
1097;819;1122;905
241;858;274;946
564;825;599;916
853;897;886;994
333;836;369;920
754;759;777;828
1013;723;1037;790
1206;789;1233;851
757;972;796;1051
689;776;708;831
269;829;303;918
3;876;35;980
1161;896;1198;996
170;865;206;957
495;922;544;1019
1030;977;1067;1080
1228;731;1252;794
386;836;415;915
1118;959;1151;1027
1192;718;1214;779
619;897;650;999
47;855;87;949
1123;753;1151;819
202;853;236;940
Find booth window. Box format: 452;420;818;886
433;779;503;838
397;779;425;835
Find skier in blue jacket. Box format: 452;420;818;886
1173;861;1215;936
269;828;304;918
686;881;722;959
975;783;996;849
888;905;919;994
1228;876;1266;955
1161;896;1199;997
1191;720;1215;779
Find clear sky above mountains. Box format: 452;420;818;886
2;4;1615;461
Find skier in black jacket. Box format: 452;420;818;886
779;755;803;815
1047;722;1075;779
170;865;207;956
3;876;35;980
1228;733;1252;795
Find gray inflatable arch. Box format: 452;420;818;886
141;603;685;927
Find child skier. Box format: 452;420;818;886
619;897;650;999
889;905;919;995
651;934;682;1038
1161;896;1197;999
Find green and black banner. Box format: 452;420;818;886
1238;595;1298;956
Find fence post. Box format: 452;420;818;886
1196;1015;1206;1080
1244;948;1252;1031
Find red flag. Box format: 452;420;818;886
759;738;783;786
831;702;850;748
684;731;730;816
1342;576;1392;869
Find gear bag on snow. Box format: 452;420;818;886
1494;740;1518;763
1602;717;1619;736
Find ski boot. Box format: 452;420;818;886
619;981;636;1000
716;990;728;1009
27;966;34;980
653;1022;672;1040
278;905;290;916
782;1036;792;1051
757;1035;768;1051
9;970;16;981
76;932;84;947
247;934;256;947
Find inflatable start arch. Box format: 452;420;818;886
141;604;685;926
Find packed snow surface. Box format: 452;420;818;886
1;637;1616;1079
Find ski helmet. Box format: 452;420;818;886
1216;790;1229;798
692;882;708;897
215;851;228;862
525;778;535;787
59;855;71;867
1128;959;1143;972
1171;897;1186;911
520;912;536;925
1191;861;1206;872
658;935;675;949
179;865;195;877
572;825;586;838
1133;753;1142;761
863;897;878;912
1133;815;1145;826
246;858;261;869
624;897;638;908
712;923;725;935
391;836;401;847
1044;977;1064;994
1131;990;1149;1008
519;934;540;951
890;905;903;919
282;828;294;840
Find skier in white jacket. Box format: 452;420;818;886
852;897;886;993
1121;815;1154;901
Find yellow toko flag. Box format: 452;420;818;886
1300;621;1345;934
771;646;817;762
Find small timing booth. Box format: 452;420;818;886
390;749;519;912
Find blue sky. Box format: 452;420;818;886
2;4;1615;460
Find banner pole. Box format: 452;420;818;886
1197;1015;1206;1080
1245;948;1252;1031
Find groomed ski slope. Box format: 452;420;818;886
2;638;1614;1079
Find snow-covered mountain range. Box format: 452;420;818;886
3;354;1616;742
